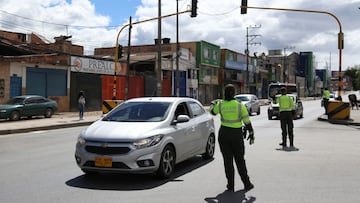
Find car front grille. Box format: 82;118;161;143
85;145;131;155
84;161;130;169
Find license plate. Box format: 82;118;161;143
95;157;112;167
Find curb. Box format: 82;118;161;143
0;121;95;136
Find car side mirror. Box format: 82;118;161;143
172;115;190;125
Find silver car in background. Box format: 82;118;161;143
75;97;215;179
234;94;261;115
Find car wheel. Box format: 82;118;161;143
44;108;53;118
157;145;175;179
202;134;215;159
257;107;261;115
10;111;20;121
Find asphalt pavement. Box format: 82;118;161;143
0;95;359;136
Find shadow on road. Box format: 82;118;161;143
275;146;300;152
204;189;256;203
66;156;213;190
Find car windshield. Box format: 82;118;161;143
103;101;171;122
235;96;250;102
5;97;25;105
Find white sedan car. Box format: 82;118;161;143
234;94;261;115
75;97;215;179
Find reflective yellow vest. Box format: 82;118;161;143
323;90;330;99
211;100;250;128
276;95;295;112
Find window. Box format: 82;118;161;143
175;102;190;118
204;48;210;58
213;50;218;61
228;53;234;61
189;101;205;117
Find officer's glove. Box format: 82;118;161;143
245;123;255;145
247;130;255;145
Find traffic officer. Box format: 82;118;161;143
210;84;254;192
276;87;296;148
322;88;330;115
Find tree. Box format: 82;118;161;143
344;65;360;90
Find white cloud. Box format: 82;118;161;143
0;0;360;70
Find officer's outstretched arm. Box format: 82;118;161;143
245;123;255;145
209;99;220;115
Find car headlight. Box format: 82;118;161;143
133;135;164;149
0;109;6;113
77;136;86;145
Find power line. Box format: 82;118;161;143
0;10;120;29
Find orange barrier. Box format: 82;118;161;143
102;100;123;114
327;101;350;120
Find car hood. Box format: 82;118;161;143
82;120;166;141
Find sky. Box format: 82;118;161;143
0;0;360;71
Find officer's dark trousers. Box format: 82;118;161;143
280;111;294;146
323;98;329;115
218;126;251;188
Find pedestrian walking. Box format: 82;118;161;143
210;84;255;192
276;87;296;148
322;88;330;115
77;90;86;120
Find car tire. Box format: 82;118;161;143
44;108;53;118
157;145;175;179
202;134;215;159
10;111;20;121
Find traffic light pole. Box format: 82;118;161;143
240;5;344;99
113;9;191;99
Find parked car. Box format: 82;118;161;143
234;94;261;115
267;94;303;120
75;97;216;179
0;95;58;121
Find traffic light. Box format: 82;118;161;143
241;0;247;14
117;44;123;59
191;0;197;17
338;32;344;50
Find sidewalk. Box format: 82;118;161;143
0;98;359;135
0;111;103;135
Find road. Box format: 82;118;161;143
1;99;359;203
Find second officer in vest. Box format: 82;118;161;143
210;84;254;192
276;87;296;148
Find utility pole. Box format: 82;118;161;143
125;17;132;100
157;0;162;96
176;0;180;97
245;25;261;93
